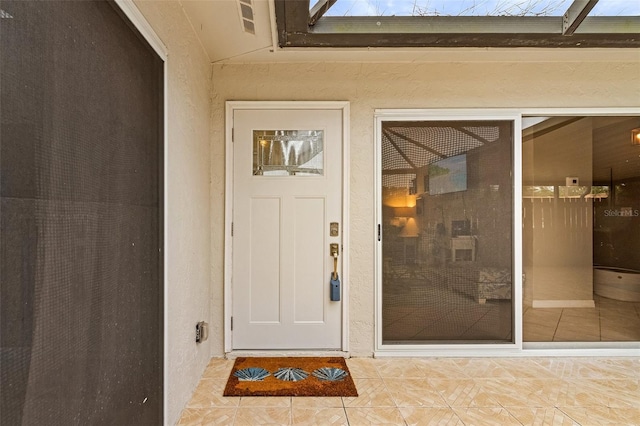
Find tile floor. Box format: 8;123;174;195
178;356;639;425
382;268;640;343
523;295;640;342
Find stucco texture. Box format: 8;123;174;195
133;1;212;425
210;61;640;357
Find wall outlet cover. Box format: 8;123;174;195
566;177;579;186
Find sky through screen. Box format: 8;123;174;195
317;0;640;17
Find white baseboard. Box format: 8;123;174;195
532;299;595;308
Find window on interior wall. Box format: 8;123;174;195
522;115;640;344
378;118;514;345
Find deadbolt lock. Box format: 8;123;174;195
330;222;339;237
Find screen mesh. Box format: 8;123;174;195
381;120;513;344
1;1;163;424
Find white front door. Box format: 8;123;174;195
230;104;345;350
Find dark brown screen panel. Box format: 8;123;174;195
1;1;163;424
381;121;513;344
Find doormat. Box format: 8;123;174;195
223;357;358;397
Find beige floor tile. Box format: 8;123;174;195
178;408;237;426
596;358;640;379
528;378;581;406
505;407;580;426
374;358;425;378
574;379;640;408
239;396;291;407
554;325;601;342
201;358;235;379
543;358;636;379
579;359;640;379
399;407;464;426
186;379;240;408
291;407;348;425
601;325;640;341
523;308;563;326
234;407;291;425
450;358;514;378
428;379;499;407
479;378;562;407
535;358;604;379
599;309;640;323
453;407;522;426
524;324;557;342
492;358;560;379
179;357;640;425
411;359;470;379
384;378;448;407
345;358;381;379
345;407;405;425
290;397;343;408
523;297;640;342
547;379;614;407
559;406;640;425
561;308;601;321
342;378;396;407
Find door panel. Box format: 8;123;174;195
293;197;326;323
232;108;343;350
249;197;281;323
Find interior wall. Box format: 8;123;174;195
523;119;594;304
211;60;638;356
132;2;212;425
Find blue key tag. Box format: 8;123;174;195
330;274;341;301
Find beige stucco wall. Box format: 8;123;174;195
210;61;640;357
121;2;640;416
133;1;212;425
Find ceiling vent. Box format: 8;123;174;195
237;0;255;35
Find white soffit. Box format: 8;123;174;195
181;0;273;63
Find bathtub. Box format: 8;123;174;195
594;267;640;302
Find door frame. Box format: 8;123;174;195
374;109;524;356
374;108;640;358
224;101;351;353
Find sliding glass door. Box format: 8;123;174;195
522;115;640;344
378;116;514;345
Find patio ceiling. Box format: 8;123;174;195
381;121;502;178
275;0;640;48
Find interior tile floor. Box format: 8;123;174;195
381;269;640;343
178;356;639;425
524;295;640;342
382;284;513;343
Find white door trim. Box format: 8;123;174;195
224;101;350;353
